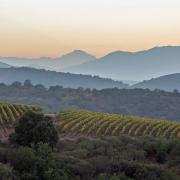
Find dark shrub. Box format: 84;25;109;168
10;111;58;148
0;163;14;180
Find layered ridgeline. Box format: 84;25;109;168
0;50;96;70
64;46;180;81
57;110;180;138
132;73;180;92
0;67;128;89
0;103;41;138
1;46;180;82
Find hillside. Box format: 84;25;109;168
64;46;180;81
132;73;180;91
2;46;180;82
57;110;180;138
0;67;128;89
0;50;96;70
57;136;180;179
1;83;180;120
0;61;11;68
0;106;179;180
0;102;40;139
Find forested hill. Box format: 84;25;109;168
132;73;180;91
0;67;128;89
1;82;180;121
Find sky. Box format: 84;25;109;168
0;0;180;57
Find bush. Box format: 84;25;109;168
10;111;58;148
98;173;132;180
155;141;170;163
34;143;72;180
0;163;14;180
0;144;72;180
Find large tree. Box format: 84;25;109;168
10;111;58;148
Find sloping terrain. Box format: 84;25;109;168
0;67;128;89
56;110;180;138
0;61;11;68
132;73;180;91
1;84;180;120
64;46;180;81
0;103;41;140
0;50;96;70
2;46;180;82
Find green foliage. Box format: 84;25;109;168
10;111;58;148
168;139;180;172
35;143;72;180
2;82;180;121
0;136;180;180
9;146;37;179
155;143;168;163
0;163;14;180
0;144;71;180
98;173;132;180
55;136;180;180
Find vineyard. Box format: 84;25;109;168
57;110;180;138
0;102;41;138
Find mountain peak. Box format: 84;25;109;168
140;45;180;53
101;50;133;59
60;50;96;60
70;49;96;58
73;49;87;54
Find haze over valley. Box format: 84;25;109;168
0;1;180;179
1;46;180;91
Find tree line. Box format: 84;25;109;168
0;81;180;121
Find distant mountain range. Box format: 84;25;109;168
63;46;180;81
0;67;128;89
132;73;180;92
0;50;95;70
1;66;180;92
1;46;180;82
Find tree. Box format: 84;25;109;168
10;81;22;88
24;80;33;88
173;89;179;94
35;143;71;180
9;146;37;179
10;111;58;148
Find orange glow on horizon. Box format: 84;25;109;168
0;0;180;58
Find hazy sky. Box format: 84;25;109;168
0;0;180;57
